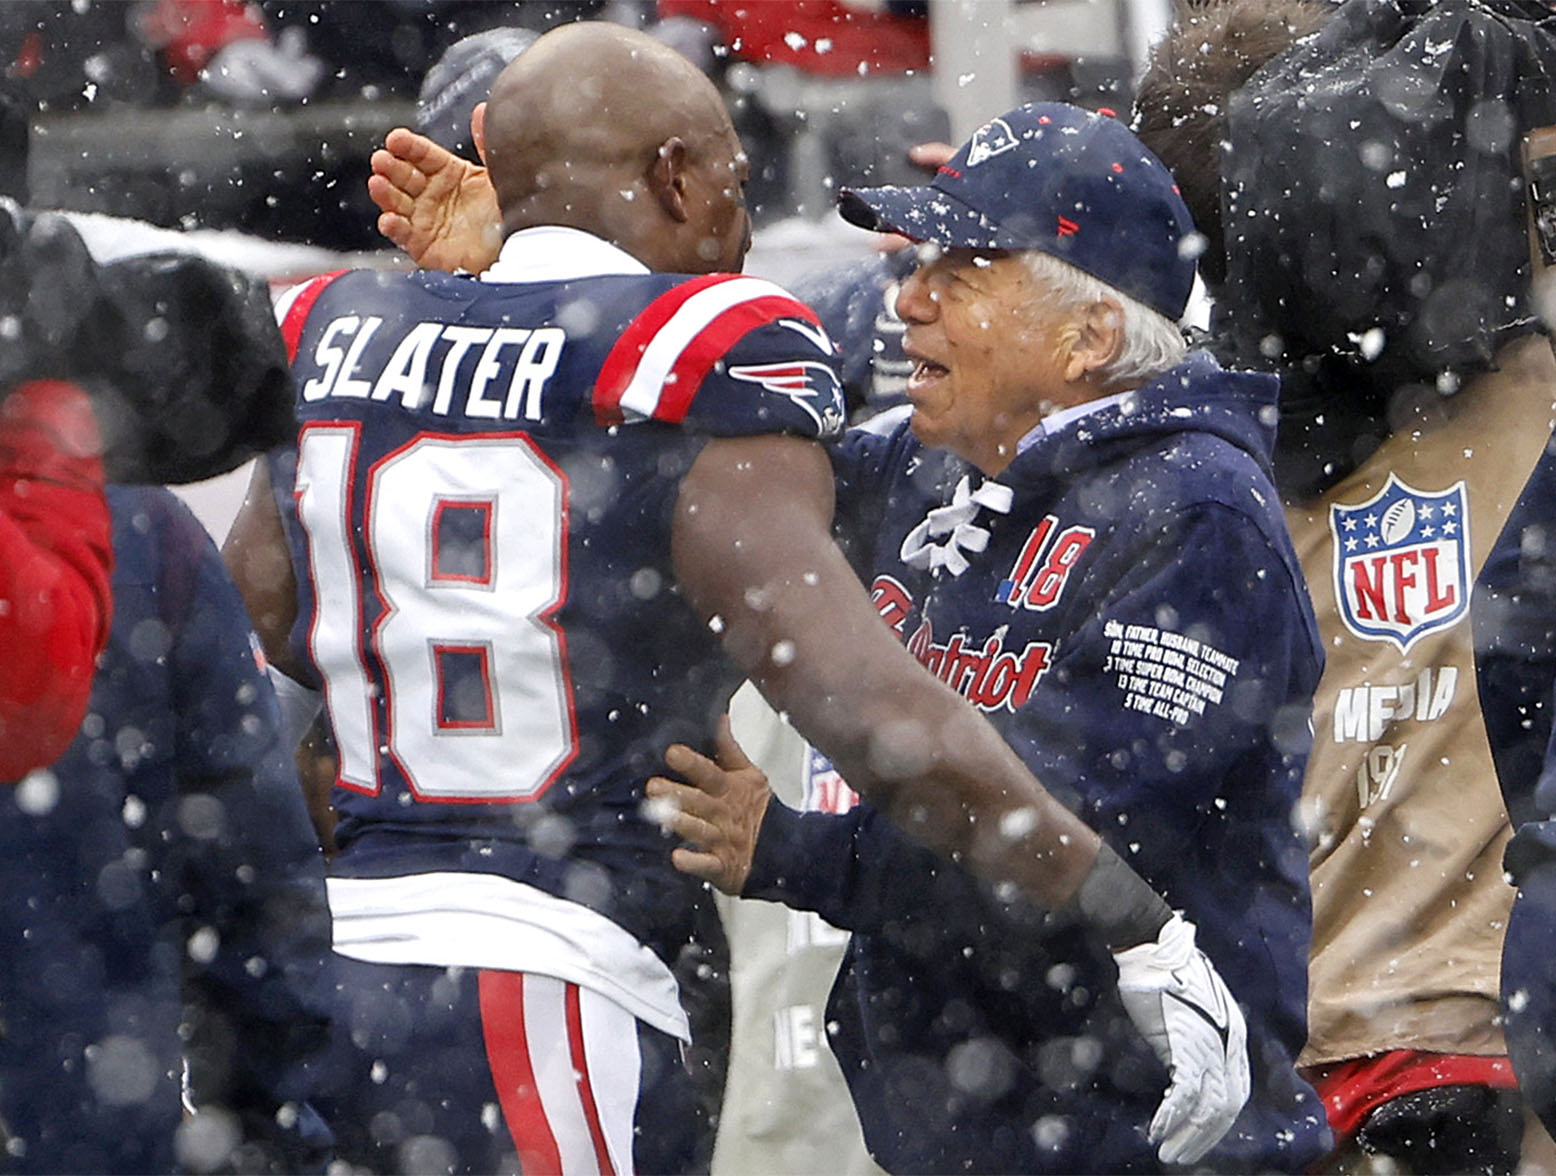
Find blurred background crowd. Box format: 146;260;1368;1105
0;0;1156;252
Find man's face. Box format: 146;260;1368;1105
683;119;752;273
895;246;1072;475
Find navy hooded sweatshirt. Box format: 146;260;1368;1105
745;352;1329;1173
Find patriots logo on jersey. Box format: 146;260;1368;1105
727;357;845;434
1331;474;1469;652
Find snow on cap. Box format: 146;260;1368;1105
838;102;1197;321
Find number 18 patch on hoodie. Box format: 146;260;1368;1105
1331;474;1469;653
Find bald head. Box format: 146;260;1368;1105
481;22;751;274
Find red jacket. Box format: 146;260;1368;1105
0;380;113;779
138;0;268;87
659;0;930;77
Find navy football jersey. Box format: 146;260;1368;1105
270;228;844;987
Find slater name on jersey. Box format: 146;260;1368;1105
300;314;567;422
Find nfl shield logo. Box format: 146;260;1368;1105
803;748;859;815
1331;475;1470;652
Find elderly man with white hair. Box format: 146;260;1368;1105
654;101;1329;1174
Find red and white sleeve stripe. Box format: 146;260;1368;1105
274;270;349;363
594;274;825;426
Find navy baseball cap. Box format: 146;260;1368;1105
838;102;1198;321
416;27;538;161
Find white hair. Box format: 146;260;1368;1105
1020;250;1187;390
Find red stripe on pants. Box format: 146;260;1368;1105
479;970;564;1175
565;983;616;1174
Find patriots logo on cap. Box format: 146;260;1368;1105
1331;474;1469;652
966;118;1020;167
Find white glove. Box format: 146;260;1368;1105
1114;913;1251;1166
